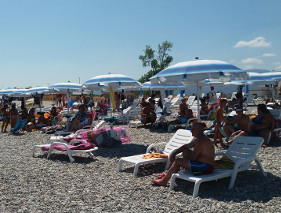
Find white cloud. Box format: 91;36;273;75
234;36;271;48
262;53;276;57
242;65;255;70
241;58;264;64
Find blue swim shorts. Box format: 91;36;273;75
189;161;211;171
176;117;187;123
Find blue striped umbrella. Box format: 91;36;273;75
48;82;83;115
48;82;82;93
83;74;141;112
83;74;141;91
150;59;248;120
225;72;274;86
0;88;28;97
260;71;281;100
25;87;48;96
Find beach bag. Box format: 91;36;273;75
94;129;122;148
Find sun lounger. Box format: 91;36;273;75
169;136;265;197
33;139;98;162
118;129;194;176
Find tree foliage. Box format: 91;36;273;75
139;41;173;83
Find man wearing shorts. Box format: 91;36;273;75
152;122;215;186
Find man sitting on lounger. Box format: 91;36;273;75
151;122;215;186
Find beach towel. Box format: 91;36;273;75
214;156;235;169
81;126;131;145
42;141;94;152
142;152;168;159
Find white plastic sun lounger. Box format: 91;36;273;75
169;136;265;197
118;129;194;176
33;139;98;163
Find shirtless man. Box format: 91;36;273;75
226;107;251;145
151;123;215;186
214;99;231;147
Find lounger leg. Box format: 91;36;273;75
88;152;95;158
254;158;266;176
65;148;75;162
47;146;53;159
228;172;238;190
169;174;177;190
32;147;36;157
133;164;140;177
193;181;201;198
118;159;124;172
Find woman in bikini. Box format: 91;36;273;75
10;103;18;129
251;104;275;147
26;108;36;132
1;105;10;133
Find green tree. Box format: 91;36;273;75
139;41;173;83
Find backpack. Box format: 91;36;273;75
94;129;122;148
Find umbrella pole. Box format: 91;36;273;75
196;80;201;122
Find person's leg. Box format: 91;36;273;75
213;125;219;147
259;129;271;146
227;130;245;145
223;124;234;138
152;158;190;186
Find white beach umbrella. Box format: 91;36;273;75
83;73;142;111
150;59;248;120
48;82;83;116
24;87;48;96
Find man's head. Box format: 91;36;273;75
191;122;205;137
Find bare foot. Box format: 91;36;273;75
151;178;168;186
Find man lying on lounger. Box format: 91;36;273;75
151;122;215;186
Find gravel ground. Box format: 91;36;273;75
1;106;281;212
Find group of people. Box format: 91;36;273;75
140;96;157;128
152;99;277;186
214;99;275;148
0;102;63;133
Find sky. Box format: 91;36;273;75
1;0;281;89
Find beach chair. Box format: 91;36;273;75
169;136;265;197
32;139;98;163
118;129;194;176
186;96;196;106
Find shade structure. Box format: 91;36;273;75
24;87;48;96
141;81;186;91
83;73;142;111
150;59;248;120
260;71;281;100
48;82;83;116
83;74;142;91
0;88;17;96
225;72;275;86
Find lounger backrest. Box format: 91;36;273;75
226;136;263;163
268;109;281;120
163;129;193;154
186;96;196;106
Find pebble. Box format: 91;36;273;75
0;106;281;212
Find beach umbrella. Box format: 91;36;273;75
83;73;142;111
48;82;83;116
225;72;274;86
150;59;248;120
259;71;281;100
24;87;48;96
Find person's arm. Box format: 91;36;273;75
170;140;196;161
186;139;204;161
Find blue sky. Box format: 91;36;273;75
1;0;281;89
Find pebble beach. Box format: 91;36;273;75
1;106;281;212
